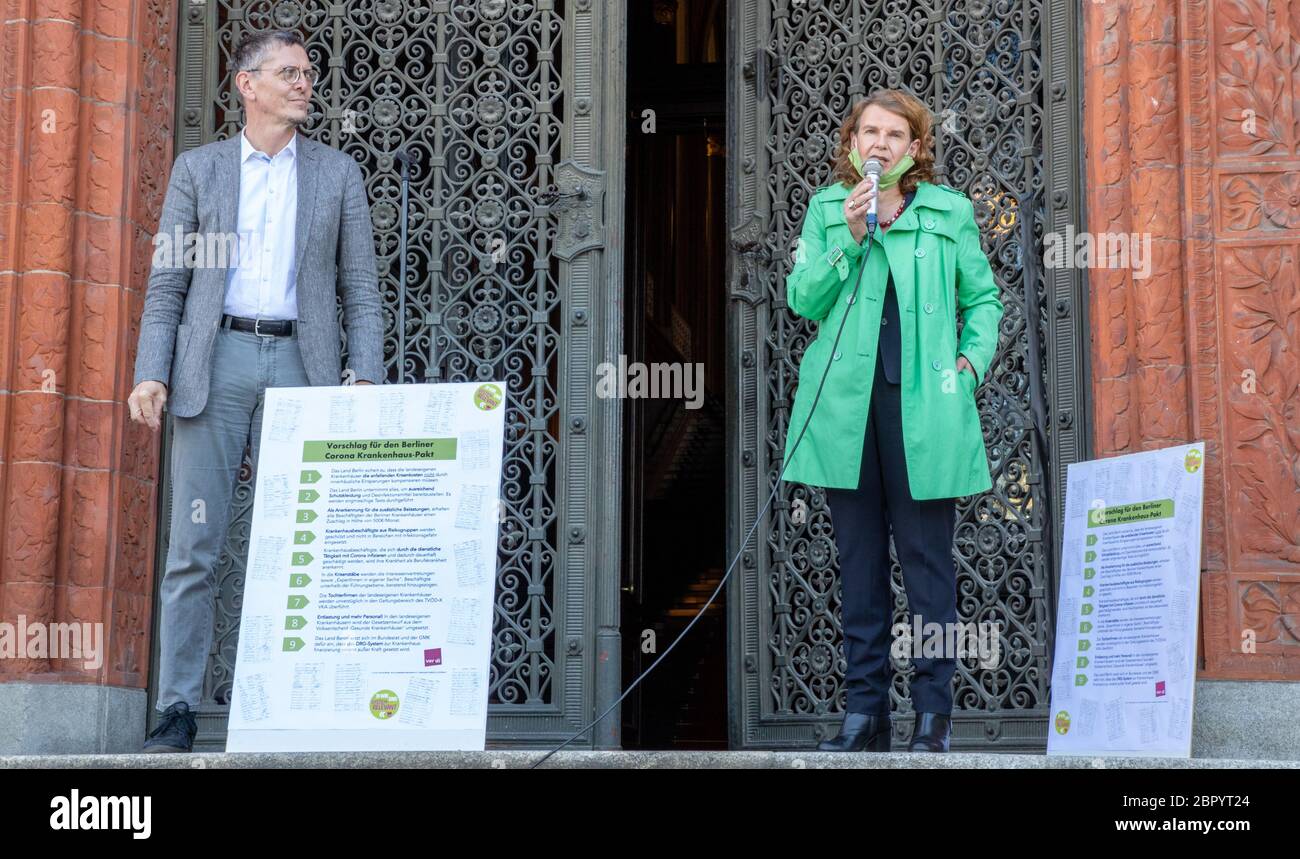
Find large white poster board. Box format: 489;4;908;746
226;382;506;752
1047;442;1205;758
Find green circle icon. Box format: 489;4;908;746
369;689;400;720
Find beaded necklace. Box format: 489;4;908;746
879;197;907;230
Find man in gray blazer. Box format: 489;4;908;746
128;30;384;752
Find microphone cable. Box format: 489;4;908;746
530;200;881;768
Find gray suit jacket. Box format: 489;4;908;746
134;131;385;418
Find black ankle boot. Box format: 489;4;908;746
817;713;892;752
142;701;198;753
907;712;951;752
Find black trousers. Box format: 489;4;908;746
824;346;958;716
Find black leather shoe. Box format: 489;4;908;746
142;702;197;753
817;713;892;752
907;712;951;752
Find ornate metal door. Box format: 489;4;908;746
152;0;624;749
726;0;1089;750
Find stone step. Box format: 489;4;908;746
3;750;1295;769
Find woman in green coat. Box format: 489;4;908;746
783;90;1004;753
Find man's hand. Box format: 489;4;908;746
956;354;977;382
843;175;876;244
128;381;168;431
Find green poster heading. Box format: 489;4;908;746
1086;498;1174;527
302;438;457;462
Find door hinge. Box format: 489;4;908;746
729;213;770;306
747;47;777;100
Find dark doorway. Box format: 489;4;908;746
621;0;728;749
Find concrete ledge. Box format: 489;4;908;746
0;683;145;755
1192;680;1300;760
1;750;1296;769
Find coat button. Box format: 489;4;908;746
924;302;934;314
834;351;842;361
914;248;926;258
846;294;855;305
924;219;935;230
880;316;888;326
931;359;941;371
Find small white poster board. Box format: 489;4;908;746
226;382;506;752
1047;442;1205;757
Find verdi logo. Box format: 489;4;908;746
369;689;400;720
1054;711;1071;735
474;383;503;411
1184;448;1202;473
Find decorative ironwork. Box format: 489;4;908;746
727;0;1086;749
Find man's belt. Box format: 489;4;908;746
221;314;295;337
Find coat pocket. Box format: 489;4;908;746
795;335;829;386
959;368;984;447
170;323;193;384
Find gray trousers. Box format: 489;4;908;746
155;326;311;711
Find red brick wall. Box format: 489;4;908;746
0;0;175;689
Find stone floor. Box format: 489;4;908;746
2;750;1297;769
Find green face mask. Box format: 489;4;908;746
850;148;916;189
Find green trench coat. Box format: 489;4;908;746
781;180;1005;499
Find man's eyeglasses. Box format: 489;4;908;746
247;65;320;85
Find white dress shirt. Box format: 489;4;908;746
224;129;299;320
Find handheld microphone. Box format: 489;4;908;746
862;158;882;233
395;149;417;177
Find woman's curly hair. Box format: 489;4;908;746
830;89;936;197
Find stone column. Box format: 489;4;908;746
0;0;175;753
